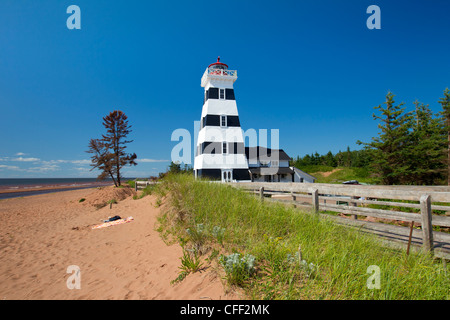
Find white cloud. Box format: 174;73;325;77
12;157;40;162
137;159;170;163
15;152;26;156
27;164;60;173
71;160;91;165
0;164;21;170
42;159;91;165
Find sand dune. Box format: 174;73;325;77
0;187;241;300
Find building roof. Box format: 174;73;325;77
249;167;294;175
245;147;292;161
208;56;228;69
292;167;317;181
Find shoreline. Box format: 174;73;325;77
0;186;111;200
0;182;115;200
0;182;114;193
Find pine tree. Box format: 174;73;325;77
438;88;450;185
357;92;411;185
87;138;117;186
407;101;446;184
344;146;352;167
324;151;337;167
87;110;137;187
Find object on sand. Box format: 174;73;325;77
92;216;134;230
102;215;121;223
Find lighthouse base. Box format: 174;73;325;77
195;168;250;182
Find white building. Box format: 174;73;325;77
246;147;316;183
194;58;250;182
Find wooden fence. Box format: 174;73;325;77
134;179;155;191
232;182;450;259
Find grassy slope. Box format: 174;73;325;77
154;174;449;300
298;165;377;184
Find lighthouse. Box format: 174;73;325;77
194;57;250;182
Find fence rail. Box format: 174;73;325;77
231;182;450;259
134;179;155;191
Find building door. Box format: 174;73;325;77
222;169;233;183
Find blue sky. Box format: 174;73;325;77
1;0;449;178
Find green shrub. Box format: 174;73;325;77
219;253;256;285
171;247;204;284
126;180;136;188
212;226;226;245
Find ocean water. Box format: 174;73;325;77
0;178;114;188
0;178;120;200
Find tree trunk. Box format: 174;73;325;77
109;171;118;187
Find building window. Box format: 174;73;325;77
225;88;235;100
208;88;219;99
271;161;279;167
220;115;227;127
219;88;225;100
222;142;228;154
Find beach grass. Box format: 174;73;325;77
155;173;449;300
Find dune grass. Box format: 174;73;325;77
155;173;449;300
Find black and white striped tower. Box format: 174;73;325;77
194;57;250;182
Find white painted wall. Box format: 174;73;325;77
197;127;245;144
292;167;316;183
194;154;249;170
201;99;239;118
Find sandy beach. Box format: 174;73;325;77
0;186;242;300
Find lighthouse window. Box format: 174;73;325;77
222;142;228;154
208;88;219;99
225;89;235;100
220;115;227;127
219;88;225;100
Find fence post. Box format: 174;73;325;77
312;188;319;213
420;194;434;253
134;179;138;192
351;196;358;220
291;191;297;208
259;187;264;202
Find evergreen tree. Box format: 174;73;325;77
168;161;181;173
406;101;446;184
438;88;450;185
344;146;352;167
87;110;137;187
324;151;337;167
357;92;411;185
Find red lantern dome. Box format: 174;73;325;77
208;56;228;70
